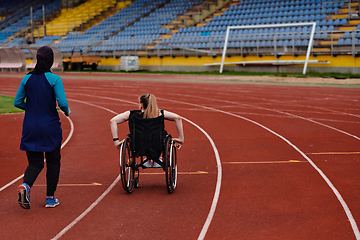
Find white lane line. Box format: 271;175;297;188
52;99;121;240
68;94;223;240
169;100;360;240
182;117;221;240
52;98;221;240
0;175;24;193
0;114;74;192
265;109;360;141
180;93;360;141
66;94;360;240
69;99;118;115
51;175;121;240
61;116;74;148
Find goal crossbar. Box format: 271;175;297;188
219;22;317;74
206;60;329;66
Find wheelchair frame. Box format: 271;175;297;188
119;135;177;194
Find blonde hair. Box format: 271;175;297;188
139;93;159;118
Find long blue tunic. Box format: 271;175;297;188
14;72;69;152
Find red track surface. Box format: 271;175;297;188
1;72;360;240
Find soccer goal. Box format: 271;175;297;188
218;22;317;74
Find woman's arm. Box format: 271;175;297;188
109;111;130;149
46;73;70;116
14;76;30;110
163;110;184;149
53;75;70;116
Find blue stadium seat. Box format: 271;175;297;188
295;39;302;46
301;39;309;46
344;38;352;45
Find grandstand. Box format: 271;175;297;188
0;0;360;73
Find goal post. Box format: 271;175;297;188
219;22;317;74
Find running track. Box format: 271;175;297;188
0;72;360;240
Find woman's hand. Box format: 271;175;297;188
172;138;184;150
163;110;184;150
114;139;124;150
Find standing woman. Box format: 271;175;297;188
14;46;70;209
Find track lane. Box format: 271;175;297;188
60;88;358;240
59;78;360;238
48;95;219;240
0;100;118;240
1;74;359;239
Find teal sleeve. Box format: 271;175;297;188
45;72;70;116
14;75;31;110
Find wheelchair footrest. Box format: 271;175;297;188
142;158;163;168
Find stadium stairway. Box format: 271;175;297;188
199;0;240;28
175;1;231;29
158;0;232;48
52;0;138;53
97;0;203;53
0;0;60;45
34;0;118;37
315;1;360;52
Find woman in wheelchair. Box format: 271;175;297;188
109;93;184;193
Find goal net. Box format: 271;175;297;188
219;22;317;74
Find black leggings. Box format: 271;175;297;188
23;145;61;196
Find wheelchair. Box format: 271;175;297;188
119;110;177;194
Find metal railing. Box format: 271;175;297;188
323;0;360;20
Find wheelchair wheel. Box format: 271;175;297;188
164;136;177;194
119;138;135;193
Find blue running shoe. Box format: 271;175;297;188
17;183;31;209
45;196;59;208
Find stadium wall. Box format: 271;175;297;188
95;55;360;74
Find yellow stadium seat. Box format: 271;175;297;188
35;0;117;37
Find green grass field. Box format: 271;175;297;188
0;95;23;114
